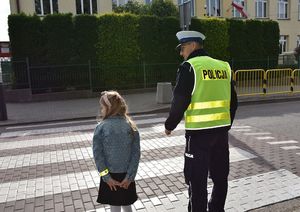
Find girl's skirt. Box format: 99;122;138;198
97;173;138;206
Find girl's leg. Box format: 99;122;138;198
122;205;133;212
110;205;121;212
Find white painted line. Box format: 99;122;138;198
255;136;275;140
0;118;167;138
230;148;257;162
89;169;300;212
0;124;185;151
231;129;252;132
244;132;272;136
280;146;300;150
0;147;257;203
268;140;298;145
296;153;300;155
0;133;93;150
0;136;185;169
5;119;97;130
231;126;252;129
6;114;158;130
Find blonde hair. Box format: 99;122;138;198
99;90;137;132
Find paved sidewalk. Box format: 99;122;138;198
0;92;168;126
1;91;300;127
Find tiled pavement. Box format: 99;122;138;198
0;114;300;212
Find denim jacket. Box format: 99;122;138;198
92;115;140;182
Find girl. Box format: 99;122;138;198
93;90;140;212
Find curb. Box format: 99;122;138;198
1;96;300;127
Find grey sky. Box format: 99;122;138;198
0;0;10;41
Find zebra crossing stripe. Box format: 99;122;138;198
0;147;257;203
280;146;300;150
267;140;298;145
88;169;300;212
244;132;271;136
0;118;167;138
255;136;275;140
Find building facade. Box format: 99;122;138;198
9;0;112;16
189;0;300;53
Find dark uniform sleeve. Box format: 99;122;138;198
165;62;194;131
230;78;238;125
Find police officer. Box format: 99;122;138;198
165;31;238;212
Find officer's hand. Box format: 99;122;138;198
165;129;172;135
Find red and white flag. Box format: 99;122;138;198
232;1;248;18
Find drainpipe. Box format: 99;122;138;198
16;0;20;13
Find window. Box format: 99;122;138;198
278;0;288;19
298;0;300;20
35;0;58;15
178;0;195;17
145;0;152;4
255;0;267;18
232;0;246;18
113;0;128;6
206;0;221;17
297;35;300;47
279;35;288;54
76;0;97;14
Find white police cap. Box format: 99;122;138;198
176;30;206;49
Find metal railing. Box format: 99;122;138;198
1;58;300;96
293;69;300;93
235;69;265;96
265;69;292;94
234;68;299;96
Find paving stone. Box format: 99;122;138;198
63;196;73;206
84;202;94;210
24;203;34;212
14;200;25;210
65;205;75;212
133;200;144;210
74;199;84;209
34;206;44;212
4;207;14;212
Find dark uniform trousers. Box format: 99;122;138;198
184;131;229;212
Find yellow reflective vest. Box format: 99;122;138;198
185;56;231;130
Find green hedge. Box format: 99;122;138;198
191;18;229;61
8;14;42;88
42;14;74;65
8;14;280;91
73;15;98;63
227;19;279;70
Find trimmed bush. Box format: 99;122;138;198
191;18;229;61
73;15;98;63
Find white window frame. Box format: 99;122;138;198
178;0;195;17
277;0;288;19
114;0;129;7
206;0;221;17
298;0;300;20
297;35;300;47
35;0;57;15
232;0;246;18
255;0;267;18
279;35;288;54
77;0;97;14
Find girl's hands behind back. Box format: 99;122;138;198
106;178;120;191
120;178;131;189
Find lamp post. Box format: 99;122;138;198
179;0;192;30
0;70;7;121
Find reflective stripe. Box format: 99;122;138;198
186;112;230;123
187;100;230;110
99;169;109;177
